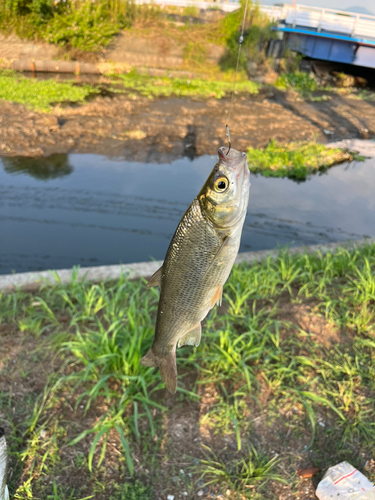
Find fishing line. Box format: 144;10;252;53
226;0;250;155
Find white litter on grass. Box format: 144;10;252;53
316;461;375;500
167;495;175;500
0;431;9;500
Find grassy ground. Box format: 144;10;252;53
247;140;360;181
0;70;98;111
0;65;259;112
109;69;259;99
273;71;375;103
275;71;319;95
0;67;368;115
0;67;258;112
1;243;375;499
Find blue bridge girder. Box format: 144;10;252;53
274;26;375;69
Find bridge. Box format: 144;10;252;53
259;4;375;69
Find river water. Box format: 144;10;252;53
0;153;374;275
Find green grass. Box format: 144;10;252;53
275;71;319;94
0;0;133;53
109;480;152;500
198;444;285;496
111;69;259;99
0;70;97;111
347;89;375;101
275;70;375;103
2;243;375;498
0;67;257;112
247;140;358;180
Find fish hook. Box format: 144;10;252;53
225;124;231;155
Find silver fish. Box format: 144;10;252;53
141;146;250;393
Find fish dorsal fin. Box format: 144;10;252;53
147;266;163;289
178;323;202;348
210;284;223;308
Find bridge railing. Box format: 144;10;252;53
258;5;289;22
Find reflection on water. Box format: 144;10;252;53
0;153;374;274
2;155;73;181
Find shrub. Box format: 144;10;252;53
275;70;318;94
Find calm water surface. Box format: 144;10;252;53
0;153;374;275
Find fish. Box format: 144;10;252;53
0;428;9;500
141;146;251;393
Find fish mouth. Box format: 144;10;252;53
218;147;247;177
218;146;247;167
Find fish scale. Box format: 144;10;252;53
156;198;225;349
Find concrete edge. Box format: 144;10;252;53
0;238;374;293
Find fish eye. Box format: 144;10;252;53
214;176;228;193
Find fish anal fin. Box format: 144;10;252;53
210;284;223;308
159;351;177;394
147;266;163;289
141;349;158;367
178;323;202;348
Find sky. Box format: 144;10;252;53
258;0;375;15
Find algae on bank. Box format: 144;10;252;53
247;140;361;180
0;69;98;111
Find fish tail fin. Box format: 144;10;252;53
140;349;159;367
159;351;177;394
141;349;177;394
141;348;178;394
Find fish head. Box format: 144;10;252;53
199;146;250;229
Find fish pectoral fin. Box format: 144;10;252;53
204;236;230;278
178;323;202;348
147;266;163;289
210;284;223;308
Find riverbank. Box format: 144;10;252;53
1;84;374;162
2;238;373;292
1;241;375;499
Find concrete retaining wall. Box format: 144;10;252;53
0;32;225;71
104;34;225;68
0;238;373;293
0;33;59;61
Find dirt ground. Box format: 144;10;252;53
1;88;375;161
